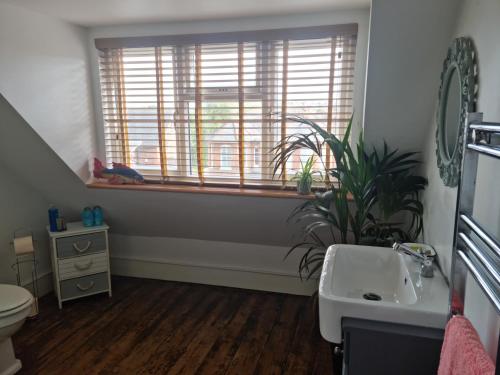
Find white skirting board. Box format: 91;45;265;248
110;256;318;296
108;234;319;296
14;235;320;297
20;260;317;297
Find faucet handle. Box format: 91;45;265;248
421;257;434;278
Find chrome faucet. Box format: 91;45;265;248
392;242;434;278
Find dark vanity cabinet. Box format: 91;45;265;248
338;318;444;375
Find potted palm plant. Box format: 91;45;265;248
291;156;322;195
272;115;427;280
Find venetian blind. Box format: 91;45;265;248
96;25;358;187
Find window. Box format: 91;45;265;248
220;145;232;170
96;24;357;188
253;147;260;168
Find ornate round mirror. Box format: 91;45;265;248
436;37;477;187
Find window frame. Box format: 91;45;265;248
95;24;358;192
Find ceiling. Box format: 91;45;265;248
1;0;370;27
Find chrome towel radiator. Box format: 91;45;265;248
451;112;500;369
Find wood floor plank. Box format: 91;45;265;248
282;302;321;375
195;293;259;375
64;281;183;374
106;284;209;374
224;293;284;375
253;296;303;375
93;284;191;374
13;277;334;375
165;290;245;375
139;287;227;374
34;280;157;374
16;277;144;373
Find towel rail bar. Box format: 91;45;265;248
466;144;500;159
451;112;500;327
460;214;500;258
469;122;500;133
457;250;500;314
458;232;500;286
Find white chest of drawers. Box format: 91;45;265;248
47;222;112;308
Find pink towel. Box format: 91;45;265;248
438;315;495;375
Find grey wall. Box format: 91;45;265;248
0;161;50;284
421;0;500;360
0;93;311;290
364;0;460;152
0;94;303;245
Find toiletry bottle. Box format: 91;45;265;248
81;207;94;227
93;206;104;226
48;205;59;232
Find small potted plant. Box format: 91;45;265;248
292;156;322;195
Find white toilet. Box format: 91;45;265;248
0;284;33;375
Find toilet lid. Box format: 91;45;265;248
0;284;33;312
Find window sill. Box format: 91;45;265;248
86;182;316;199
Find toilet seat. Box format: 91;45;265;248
0;285;33;317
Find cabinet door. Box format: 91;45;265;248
342;318;443;375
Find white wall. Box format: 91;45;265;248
88;9;370;154
0;2;96;180
364;0;460;152
421;0;500;361
0;161;51;287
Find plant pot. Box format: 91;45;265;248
297;179;312;195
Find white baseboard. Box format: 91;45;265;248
110;255;317;296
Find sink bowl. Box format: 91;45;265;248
319;244;449;343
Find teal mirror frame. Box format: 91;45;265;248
436;37;477;187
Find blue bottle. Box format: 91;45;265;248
81;207;94;227
48;205;59;232
93;206;104;226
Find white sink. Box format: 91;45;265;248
319;244;449;343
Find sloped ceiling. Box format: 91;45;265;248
0;2;96;181
363;0;461;152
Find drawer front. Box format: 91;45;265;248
60;273;109;301
56;232;107;258
58;252;108;281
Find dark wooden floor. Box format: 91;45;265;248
13;276;336;375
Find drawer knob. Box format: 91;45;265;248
72;240;92;254
76;281;95;291
74;260;93;271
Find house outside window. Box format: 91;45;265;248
254;147;260;168
220;145;231;170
